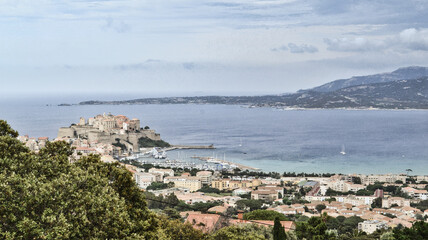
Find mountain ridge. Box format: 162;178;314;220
77;66;428;109
299;66;428;93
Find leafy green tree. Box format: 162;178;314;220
356;189;374;196
295;215;335;240
352;177;362;184
296;215;310;222
138;136;170;148
339;216;364;235
316;204;326;213
236;199;263;211
273;217;287;240
326;217;340;230
192;201;222;213
244;210;288;221
163;207;181;220
371;197;383;208
393;221;428;240
412;200;428;211
336;216;346;223
211;224;273;240
380;231;395;240
0;121;205;240
198;186;221;194
0;120;18;137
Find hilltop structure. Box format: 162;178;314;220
57;113;162;152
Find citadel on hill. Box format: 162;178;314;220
57;113;162;152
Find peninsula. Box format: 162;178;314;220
75;67;428;110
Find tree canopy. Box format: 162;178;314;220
244;210;289;221
0;121;204;239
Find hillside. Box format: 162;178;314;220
276;77;428;109
300;66;428;93
79;77;428;109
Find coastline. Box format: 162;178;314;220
62;102;428;111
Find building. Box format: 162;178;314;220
416;175;428;183
211;178;261;191
57;113;162;153
134;172;158;189
185;213;223;233
358;220;388;234
148;168;175;178
258;186;285;197
74;147;98;157
251;190;278;201
382;197;411;208
359;174;407;185
232;188;252;196
196;171;213;185
401;187;428;200
164;176;202;192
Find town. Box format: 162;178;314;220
16;114;428;238
129;164;428;236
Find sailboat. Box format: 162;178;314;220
238;138;243;147
340;144;346;155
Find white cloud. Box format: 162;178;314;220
325;28;428;52
399;28;428;51
324;37;385;52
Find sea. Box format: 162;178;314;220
1;95;427;175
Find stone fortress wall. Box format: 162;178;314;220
58;113;161;152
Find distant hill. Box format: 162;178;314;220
79;77;428;109
278;77;428;109
300;66;428;93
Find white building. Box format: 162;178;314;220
134;172;157;189
358;220;388;234
196;171;213;185
382;197;411;208
149;168;175;178
401;187;428;200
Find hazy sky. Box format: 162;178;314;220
1;0;428;97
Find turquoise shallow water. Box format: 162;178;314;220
1;96;427;175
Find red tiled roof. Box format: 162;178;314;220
185;213;221;233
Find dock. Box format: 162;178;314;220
192;156;259;171
165;144;215;151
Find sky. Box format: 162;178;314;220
1;0;428;98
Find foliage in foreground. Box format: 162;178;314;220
211;224;273;240
0;120;203;240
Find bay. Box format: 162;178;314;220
1;96;427;175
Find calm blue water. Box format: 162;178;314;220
1;97;427;175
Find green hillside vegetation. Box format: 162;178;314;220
138;136;171;148
0;120;203;240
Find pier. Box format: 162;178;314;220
165;144;215;151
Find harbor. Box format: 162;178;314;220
123;145;259;172
191;156;259;171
